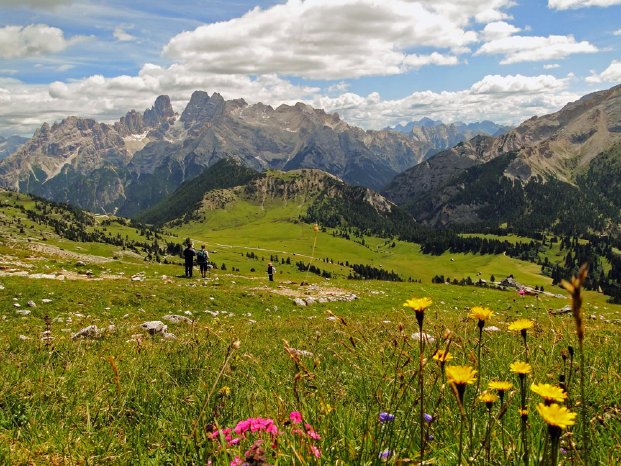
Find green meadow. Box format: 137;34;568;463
1;191;620;464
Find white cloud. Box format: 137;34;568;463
481;21;521;41
586;60;621;83
548;0;621;9
113;26;136;42
162;0;503;80
543;63;560;69
0;24;87;59
614;29;621;36
315;74;576;128
476;34;598;64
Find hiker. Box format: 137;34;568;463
183;243;196;278
197;245;210;278
267;262;276;282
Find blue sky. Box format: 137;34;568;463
0;0;620;136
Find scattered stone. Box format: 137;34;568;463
205;310;220;317
484;326;501;332
411;332;436;343
107;324;116;333
293;298;307;306
287;348;314;357
550;305;572;315
13;303;20;308
76;261;86;267
184;310;193;316
16;310;31;316
41;298;52;303
18;335;30;341
27;300;36;308
72;325;101;339
163;332;177;340
140;320;168;335
163;314;193;324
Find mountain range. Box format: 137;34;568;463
1;84;620;236
384;84;621;232
0;92;457;216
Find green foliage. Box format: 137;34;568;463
136;158;260;225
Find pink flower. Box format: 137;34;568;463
230;457;243;466
311;445;322;458
305;423;321;440
290;411;303;424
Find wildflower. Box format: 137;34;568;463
537;403;577;430
530;383;568;405
403;296;432;328
305;423;321;440
378;449;392;460
289;411;303;424
446;365;478;387
510;361;532;376
508;319;534;332
478;391;498;406
379;412;395;423
423;413;433;423
432;349;453;364
468;306;493;330
519;407;529;419
310;445;321;458
446;365;477;404
218;386;232;397
488;380;513;393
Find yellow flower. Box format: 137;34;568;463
468;306;493;322
403;297;433;313
488;380;513;392
432;349;453;363
508;319;535;332
478;391;498;404
536;403;577;429
510;361;533;375
519;407;529;418
446;365;478;386
530;383;567;404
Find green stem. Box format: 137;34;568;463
419;323;425;463
579;343;589;465
458;412;465;466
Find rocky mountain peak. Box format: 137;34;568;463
143;95;175;127
180;91;226;129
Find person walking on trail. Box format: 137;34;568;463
183;243;196;278
197;245;210;278
267;262;276;282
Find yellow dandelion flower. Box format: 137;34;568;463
508;319;535;332
478;391;498;404
446;365;478;386
488;380;513;392
468;306;493;322
530;383;567;404
510;361;533;375
432;350;453;363
536;403;577;429
403;297;433;313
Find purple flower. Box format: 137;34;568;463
428;434;435;441
379;412;395;423
560;447;567;456
423;413;433;423
378;449;392;460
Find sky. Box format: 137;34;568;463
0;0;620;137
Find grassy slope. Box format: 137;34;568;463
2;190;621;463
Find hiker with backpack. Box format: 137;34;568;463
197;245;210;278
267;262;276;282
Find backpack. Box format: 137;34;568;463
197;249;207;262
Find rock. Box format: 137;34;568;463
163;314;193;324
163;332;177;340
484;326;501;332
293;298;307;306
411;332;435;343
550;305;572;315
18;335;30;340
16;310;31;316
41;298;52;303
27;300;36;308
140;320;168;335
184;310;193;316
13;303;20;307
76;261;86;267
72;325;101;339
